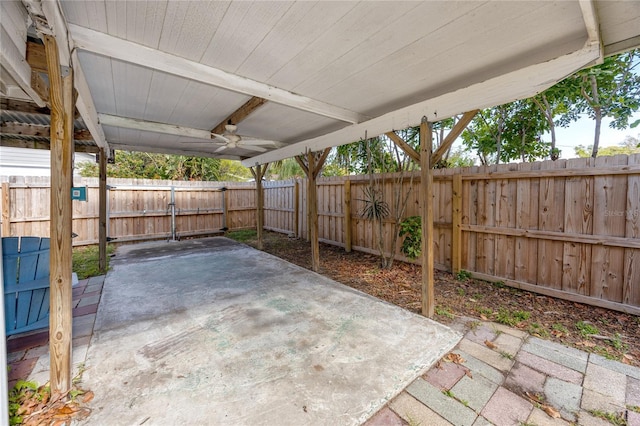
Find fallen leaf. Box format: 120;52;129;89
623;353;634;360
464;369;473;379
480;315;488;321
56;404;78;415
581;340;596;348
82;391;95;403
443;353;466;364
622;357;631;365
484;340;498;349
542;405;561;418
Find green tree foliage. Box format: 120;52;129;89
574;135;640;158
461;50;639;163
77;151;222;181
218;159;253;181
557;49;640;157
462;101;550;165
266;157;306;180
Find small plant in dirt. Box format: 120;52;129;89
552;323;569;334
398;216;421;260
610;333;626;351
496;308;530;327
435;306;455;319
493;280;506;289
528;322;550;338
476;306;494;317
576;321;599;338
628;405;640;413
456;270;472;281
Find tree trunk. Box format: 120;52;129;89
539;95;559;160
589;74;602;158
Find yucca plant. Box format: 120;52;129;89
359;186;390;221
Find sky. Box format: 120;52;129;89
552;111;640;158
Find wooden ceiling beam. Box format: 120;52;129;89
70;24;367;124
98;114;214;140
211;96;267;134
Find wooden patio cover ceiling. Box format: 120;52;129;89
2;0;640;165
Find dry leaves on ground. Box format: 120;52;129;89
10;381;92;426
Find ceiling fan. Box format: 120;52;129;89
182;123;281;153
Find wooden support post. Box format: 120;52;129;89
420;117;435;318
98;148;107;273
308;151;320;271
452;174;462;274
344;179;352;252
250;163;269;250
45;34;74;394
294;179;300;237
2;182;10;236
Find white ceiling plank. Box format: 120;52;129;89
242;42;600;166
69;24;367;124
98;114;216;140
77;51;116;114
200;1;292;74
268;1;420;92
168;82;248;130
110;59;153;119
303;2;585;113
158;1;227;62
143;71;190;124
236;1;354;83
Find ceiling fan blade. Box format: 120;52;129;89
239;145;267;152
238;137;282;146
212;133;230;143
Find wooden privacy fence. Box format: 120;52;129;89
263;155;640;314
1;176;257;245
2;154;639;313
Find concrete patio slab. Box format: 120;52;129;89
77;237;460;425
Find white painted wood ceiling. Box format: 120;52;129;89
51;0;640;164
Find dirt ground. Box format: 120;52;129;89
230;230;639;368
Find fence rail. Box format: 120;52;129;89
2;153;639;314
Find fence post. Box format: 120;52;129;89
452;174;462;274
2;182;10;236
222;187;229;231
294;180;300;237
344;179;352;252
